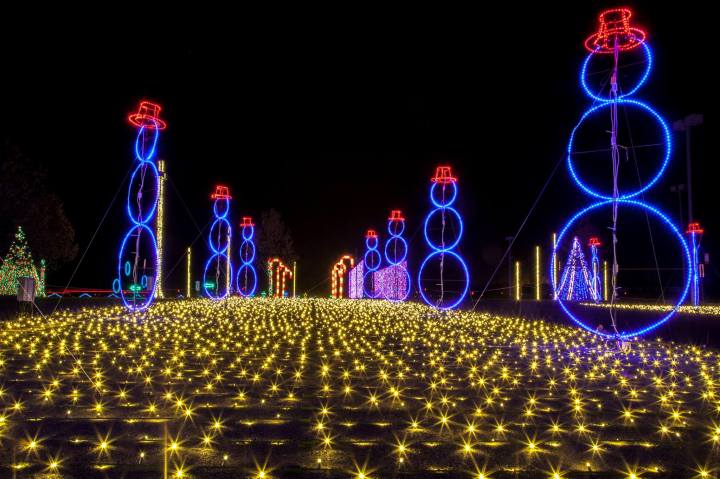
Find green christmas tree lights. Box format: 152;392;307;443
0;226;45;297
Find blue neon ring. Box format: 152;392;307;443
240;240;256;264
567;99;671;200
209;218;232;254
112;278;121;294
363;270;382;299
383;265;412;302
387;219;406;237
581;43;652;102
551;199;691;338
417;250;470;310
430;182;457;208
384;236;408;265
117;223;158;311
213;198;230;219
203;253;232;300
235;264;258;297
364;249;382;271
242;225;255;241
423;207;464;252
365;236;379;250
134;126;159;162
126;161;159;225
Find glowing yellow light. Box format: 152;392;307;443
186;247;192;298
515;261;521;301
603;260;608;301
535;245;541;301
156;159;166;298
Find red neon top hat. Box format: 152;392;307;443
687;222;704;235
431;166;457;184
128;101;167;130
588;237;602;247
584;8;647;53
240;217;254;228
211;185;232;200
388;210;405;222
366;229;378;239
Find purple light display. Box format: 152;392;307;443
375;261;410;301
348;260;409;300
348;260;364;299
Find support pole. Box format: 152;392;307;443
535;246;541;301
186;247;191;298
156;160;166;298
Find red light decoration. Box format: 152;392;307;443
588;237;602;247
267;258;292;298
366;229;378;239
331;255;355;298
240;216;255;228
128;101;167;130
388;210;405;222
687;222;704;235
584;8;646;53
211;185;232;200
431;166;457;184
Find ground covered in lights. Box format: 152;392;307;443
1;299;719;478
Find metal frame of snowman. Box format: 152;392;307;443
115;101;166;311
204;185;233;299
552;8;692;339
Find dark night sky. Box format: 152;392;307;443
1;3;714;300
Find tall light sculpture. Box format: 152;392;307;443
116;101;166;311
603;260;609;301
236;217;258;297
418;166;469;310
552;8;691;338
588;237;602;303
186;247;192;298
363;229;382;299
686;222;704;306
535;246;541;301
155;159;166;298
383;210;411;301
204;185;233;299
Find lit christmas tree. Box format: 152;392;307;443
0;226;46;297
557;236;596;302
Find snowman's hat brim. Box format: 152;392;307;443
129;114;167;130
584;29;646;53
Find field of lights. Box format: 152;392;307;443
1;299;719;478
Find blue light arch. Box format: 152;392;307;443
552;200;691;338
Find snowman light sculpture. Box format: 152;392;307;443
552;8;691;338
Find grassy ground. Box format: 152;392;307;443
0;298;718;478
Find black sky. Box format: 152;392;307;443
1;3;714;299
